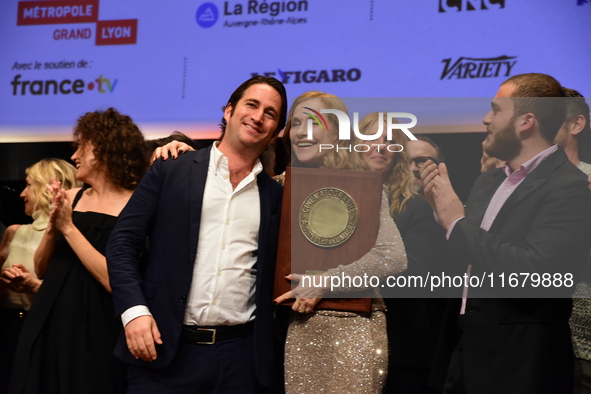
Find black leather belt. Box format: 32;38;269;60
181;321;254;345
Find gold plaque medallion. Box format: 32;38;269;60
299;187;358;248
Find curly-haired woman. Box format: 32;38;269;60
9;108;147;394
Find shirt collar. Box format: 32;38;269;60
502;144;558;178
210;141;263;178
31;210;49;231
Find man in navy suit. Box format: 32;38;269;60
421;73;591;393
106;76;287;393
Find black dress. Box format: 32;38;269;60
9;190;125;394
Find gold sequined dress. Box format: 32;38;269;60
284;188;407;393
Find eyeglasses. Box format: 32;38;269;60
410;156;439;168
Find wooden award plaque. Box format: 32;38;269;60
273;167;383;313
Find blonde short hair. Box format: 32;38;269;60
26;158;82;214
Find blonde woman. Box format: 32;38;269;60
0;158;80;393
275;105;409;393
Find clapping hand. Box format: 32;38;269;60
1;263;41;294
46;178;74;233
420;161;465;231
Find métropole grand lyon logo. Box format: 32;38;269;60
17;0;138;45
196;2;219;28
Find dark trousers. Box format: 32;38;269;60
0;308;28;394
127;333;262;394
443;332;465;394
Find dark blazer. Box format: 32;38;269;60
435;148;591;394
106;147;282;389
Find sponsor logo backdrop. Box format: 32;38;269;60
0;0;589;141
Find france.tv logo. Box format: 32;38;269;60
196;3;219;28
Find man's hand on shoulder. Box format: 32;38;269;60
124;315;163;362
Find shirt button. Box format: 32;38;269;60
221;244;226;250
212;300;217;305
223;175;228;180
226;219;230;225
217;271;222;277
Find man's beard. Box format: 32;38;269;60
483;119;522;161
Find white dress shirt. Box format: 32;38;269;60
121;143;262;327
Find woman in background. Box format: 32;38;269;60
9;108;147;394
0;158;80;394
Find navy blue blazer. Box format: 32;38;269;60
106;146;282;388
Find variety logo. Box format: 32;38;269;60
196;2;219;28
252;68;361;84
17;0;138;45
439;0;505;12
10;74;118;95
440;55;517;80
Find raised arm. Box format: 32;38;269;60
57;189;113;292
34;182;66;279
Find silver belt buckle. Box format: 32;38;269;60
197;328;216;344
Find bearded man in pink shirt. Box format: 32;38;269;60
421;73;591;394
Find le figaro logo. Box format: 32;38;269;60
252;68;361;84
439;0;505;12
196;1;309;29
440;55;517;80
17;0;138;46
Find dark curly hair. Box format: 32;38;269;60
73;108;147;190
